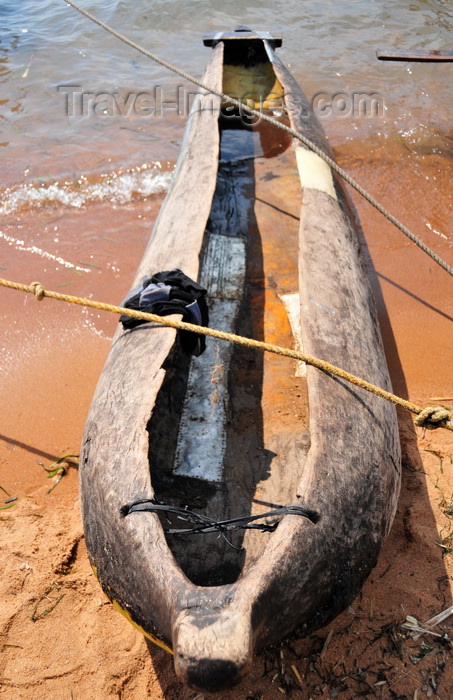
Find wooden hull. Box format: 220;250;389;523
80;34;401;692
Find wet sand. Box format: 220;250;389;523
1;126;453;698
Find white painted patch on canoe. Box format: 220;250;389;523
279;292;306;377
295;147;337;201
174;234;246;482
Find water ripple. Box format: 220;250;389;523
0;163;172;214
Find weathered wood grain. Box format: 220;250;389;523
231;47;401;647
80;37;401;693
80;42;223;647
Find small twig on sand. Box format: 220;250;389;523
37;454;79;493
0;484;17;510
30;583;64;621
291;664;304;688
423;605;453;629
320;629;334;659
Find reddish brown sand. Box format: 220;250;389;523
0;133;452;699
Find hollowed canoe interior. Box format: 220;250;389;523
147;50;310;587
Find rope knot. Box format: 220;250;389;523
414;405;452;430
30;281;45;301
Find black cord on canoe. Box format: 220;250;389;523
121;499;318;550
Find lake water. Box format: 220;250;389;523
2;0;452;186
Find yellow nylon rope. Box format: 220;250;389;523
1;277;451;431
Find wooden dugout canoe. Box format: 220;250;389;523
81;29;401;692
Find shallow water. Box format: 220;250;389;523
1;0;452;179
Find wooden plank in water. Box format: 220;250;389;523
376;49;453;62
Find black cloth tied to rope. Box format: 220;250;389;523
121;498;319;550
120;269;209;356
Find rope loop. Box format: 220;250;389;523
414;405;452;430
30;281;45;301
